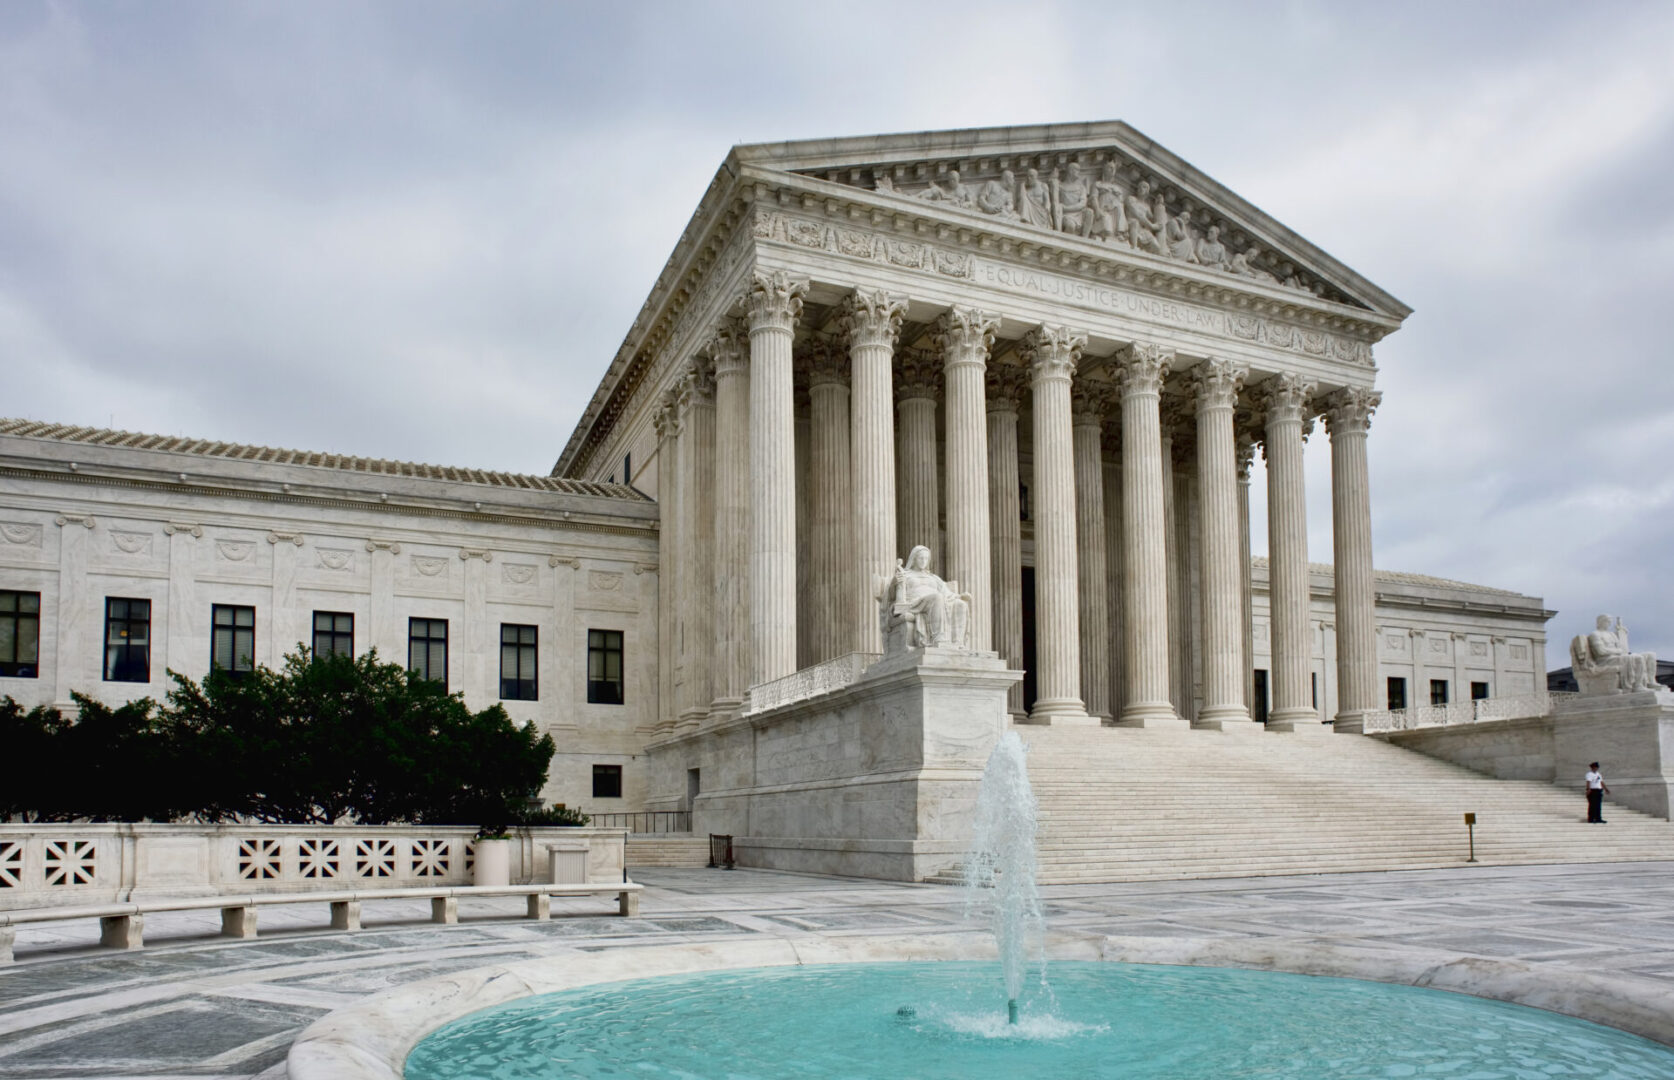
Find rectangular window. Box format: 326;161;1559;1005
1430;679;1449;706
1387;676;1407;711
0;591;41;678
312;611;354;659
587;629;624;705
1311;671;1318;710
592;764;623;799
104;597;150;682
1252;669;1269;724
623;452;632;486
500;623;538;700
1471;681;1490;701
409;618;448;689
211;604;256;677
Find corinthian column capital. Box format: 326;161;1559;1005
746;270;809;333
654;387;683;441
894;346;941;403
806;337;848;388
680;355;716;409
1190;358;1248;413
935;307;1001;369
841;288;909;349
707;319;748;377
1022;325;1087;383
1071;374;1117;426
1115;342;1174;398
985;359;1030;413
1255;371;1318;426
1322;386;1382;436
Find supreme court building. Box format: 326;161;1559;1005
0;123;1552;819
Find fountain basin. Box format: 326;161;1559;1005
287;933;1674;1079
404;960;1674;1079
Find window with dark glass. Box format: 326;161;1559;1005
623;452;632;486
104;597;150;682
1430;679;1449;706
312;611;354;658
0;591;41;678
409;618;448;689
592;764;622;799
211;604;256;676
587;629;624;705
1252;669;1269;724
1387;676;1407;711
500;623;538;700
1311;671;1318;710
1470;681;1490;701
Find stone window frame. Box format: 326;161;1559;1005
586;628;624;705
1430;678;1450;706
499;622;538;701
1386;675;1407;711
0;590;40;679
312;610;354;659
211;604;256;678
408;617;448;691
592;763;623;799
104;596;151;683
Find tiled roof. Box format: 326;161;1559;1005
1250;556;1526;598
0;419;649;501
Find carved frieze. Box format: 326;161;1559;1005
1;523;44;548
412;555;448;577
109;530;153;556
215;540;255;562
317;548;355;572
502;563;537;586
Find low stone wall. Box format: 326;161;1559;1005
0;824;626;910
1377;690;1674;819
673;647;1018;882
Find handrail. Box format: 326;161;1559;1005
1361;691;1576;733
591;811;692;834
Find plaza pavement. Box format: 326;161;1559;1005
3;861;1674;1078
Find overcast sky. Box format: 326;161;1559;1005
4;1;1672;661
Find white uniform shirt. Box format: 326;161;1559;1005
1586;769;1603;790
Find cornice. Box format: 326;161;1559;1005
0;465;660;541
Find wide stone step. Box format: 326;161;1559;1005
624;835;713;868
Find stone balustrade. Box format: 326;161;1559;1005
743;651;882;715
0;824;626;911
1361;691;1572;734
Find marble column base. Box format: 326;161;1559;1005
1023;698;1096;726
1332;710;1370;734
708;697;744;727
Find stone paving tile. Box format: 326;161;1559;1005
3;861;1674;1079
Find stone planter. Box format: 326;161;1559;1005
471;838;511;886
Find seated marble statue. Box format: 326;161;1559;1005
877;545;973;653
1571;614;1660;694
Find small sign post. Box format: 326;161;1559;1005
1464;812;1477;863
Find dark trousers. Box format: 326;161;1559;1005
1587;788;1605;822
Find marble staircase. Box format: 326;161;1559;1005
624;834;713;869
1007;726;1673;885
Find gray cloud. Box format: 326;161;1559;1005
4;0;1672;657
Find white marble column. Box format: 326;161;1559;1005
1237;433;1256;713
653;392;682;734
895;347;941;566
1023;326;1090;725
678;358;716;730
1324;386;1382;731
843;289;908;654
746;270;807;686
986;360;1028;715
708;323;750;716
1160;414;1185;718
937;307;999;652
1071;376;1114;720
1116;343;1183;728
808;340;854;664
1259;372;1319;732
1102;424;1125;718
1191;359;1253;728
53;515;94;704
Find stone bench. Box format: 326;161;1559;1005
0;881;643;962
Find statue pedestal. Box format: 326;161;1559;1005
1553;691;1674;819
720;647;1020;881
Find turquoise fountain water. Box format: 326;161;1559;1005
961;729;1043;1025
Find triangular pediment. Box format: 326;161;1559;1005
732;121;1408;319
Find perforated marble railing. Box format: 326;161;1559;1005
1360;691;1574;733
744;652;883;715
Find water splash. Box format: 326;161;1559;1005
963;730;1044;1021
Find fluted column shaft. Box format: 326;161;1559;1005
1072;382;1112;719
986;364;1027;714
678;362;716;730
808;348;854;664
1192;360;1252;727
1160;423;1183;715
1262;373;1318;730
1326;388;1382;731
709;326;750;712
1102;429;1125;717
844;290;908;654
1116;344;1181;727
746;271;807;685
1237;437;1255;714
895;348;940;566
1024;326;1090;724
938;308;999;651
654;395;682;735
